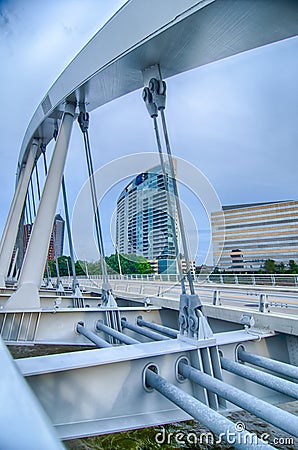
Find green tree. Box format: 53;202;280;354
263;259;276;274
45;254;154;278
105;254;153;275
57;256;72;276
288;259;298;274
275;261;285;274
46;259;56;277
75;260;88;276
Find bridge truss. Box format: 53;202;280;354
1;1;298;448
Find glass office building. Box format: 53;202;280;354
116;163;178;271
53;214;65;258
211;200;298;271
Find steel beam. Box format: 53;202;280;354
16;340;198;439
0;140;38;288
5;103;76;310
0;336;64;450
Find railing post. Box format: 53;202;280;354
212;290;220;306
259;293;269;313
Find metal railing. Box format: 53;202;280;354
76;273;298;287
72;275;298;315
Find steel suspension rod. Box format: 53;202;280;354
96;320;140;345
152;114;186;294
220;356;298;400
178;361;298;438
145;368;274;449
30;177;36;217
121;318;170;341
136;316;178;338
26;190;33;224
52;127;79;294
143;85;185;291
76;322;111;348
61;175;78;290
238;347;298;381
159;108;195;295
83;130;108;282
24;202;30;225
78;111;116;307
34;158;41;201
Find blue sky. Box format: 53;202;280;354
0;1;297;264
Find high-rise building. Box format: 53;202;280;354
53;214;65;258
116;163;178;272
23;214;65;261
23;223;33;255
211;200;298;271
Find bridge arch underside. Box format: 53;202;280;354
18;0;298;171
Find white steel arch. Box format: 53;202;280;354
1;0;298;306
18;0;298;172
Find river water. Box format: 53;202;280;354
9;345;298;450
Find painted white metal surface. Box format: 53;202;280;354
12;331;291;441
5;105;76;310
0;141;38;287
16;339;198;375
0;336;64;450
16;330;273;376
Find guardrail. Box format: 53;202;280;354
74;273;298;287
72;276;298;315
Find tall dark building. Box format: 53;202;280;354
23;223;33;255
23;214;65;261
53;214;65;258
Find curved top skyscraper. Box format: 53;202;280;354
116;163;177;270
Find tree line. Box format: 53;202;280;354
261;259;298;274
46;254;153;277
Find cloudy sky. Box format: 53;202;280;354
1;0;298;264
